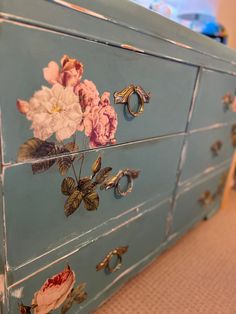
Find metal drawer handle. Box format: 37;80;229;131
211;140;223;156
100;168;140;197
222;92;235;111
231;124;236;148
96;246;128;273
114;85;150;117
198;191;214;207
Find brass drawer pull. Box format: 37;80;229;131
96;246;128;273
114;85;150;117
114;169;137;196
198;191;214;207
100;168;140;197
222;92;235;111
211;140;223;156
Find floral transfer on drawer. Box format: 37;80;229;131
19;266;87;314
17;55;118;148
16;56;140;217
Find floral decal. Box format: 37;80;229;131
17;55;117;147
17;55;140;217
18;266;87;314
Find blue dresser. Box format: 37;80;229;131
0;1;235;313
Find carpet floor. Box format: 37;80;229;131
95;190;236;314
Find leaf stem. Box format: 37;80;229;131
78;154;85;180
72;163;79;184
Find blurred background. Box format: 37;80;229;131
131;0;236;49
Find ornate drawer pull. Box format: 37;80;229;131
198;191;214;207
100;168;140;197
96;246;128;273
114;85;151;117
211;140;223;156
222;92;235;111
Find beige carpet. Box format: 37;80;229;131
95;189;236;314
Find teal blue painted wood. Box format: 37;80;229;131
171;165;230;236
0;22;196;164
180;124;234;184
4;135;183;280
189;69;236;130
2;1;236;73
8;199;170;314
0;1;236;313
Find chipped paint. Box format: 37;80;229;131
10;286;24;299
121;44;144;53
50;0;108;20
8;197;171;289
2;131;185;169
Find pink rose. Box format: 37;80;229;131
231;97;236;112
43;61;60;85
75;79;100;111
43;55;84;88
59;55;84;87
0;274;4;304
32;266;75;314
84;92;118;148
16;99;29;114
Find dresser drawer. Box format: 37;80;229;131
190;69;236;130
172;166;229;235
180;125;234;184
8;200;170;313
0;22;197;164
4;135;183;272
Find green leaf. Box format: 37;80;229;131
17;138;58;174
61;177;76;196
91;156;102;177
100;175;119;190
78;177;95;193
95;167;112;184
61;283;87;314
57;156;73;176
72;283;87;304
18;303;36;314
17;138;44;162
61;292;74;314
64;190;83;217
64;142;79;153
83;191;99;211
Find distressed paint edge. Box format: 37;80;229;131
7;197;171;289
1;15;236;77
46;0;236;67
165;67;202;237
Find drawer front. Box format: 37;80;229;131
180;125;234;184
190;69;236;130
172;167;229;235
4;135;183;272
8;200;170;313
0;22;197;164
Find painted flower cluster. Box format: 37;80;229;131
19;266;87;314
17;55;118;148
16;56;120;216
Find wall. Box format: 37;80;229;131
217;0;236;50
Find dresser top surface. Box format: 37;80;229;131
1;0;236;72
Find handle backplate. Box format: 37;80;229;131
114;85;150;117
96;246;128;273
